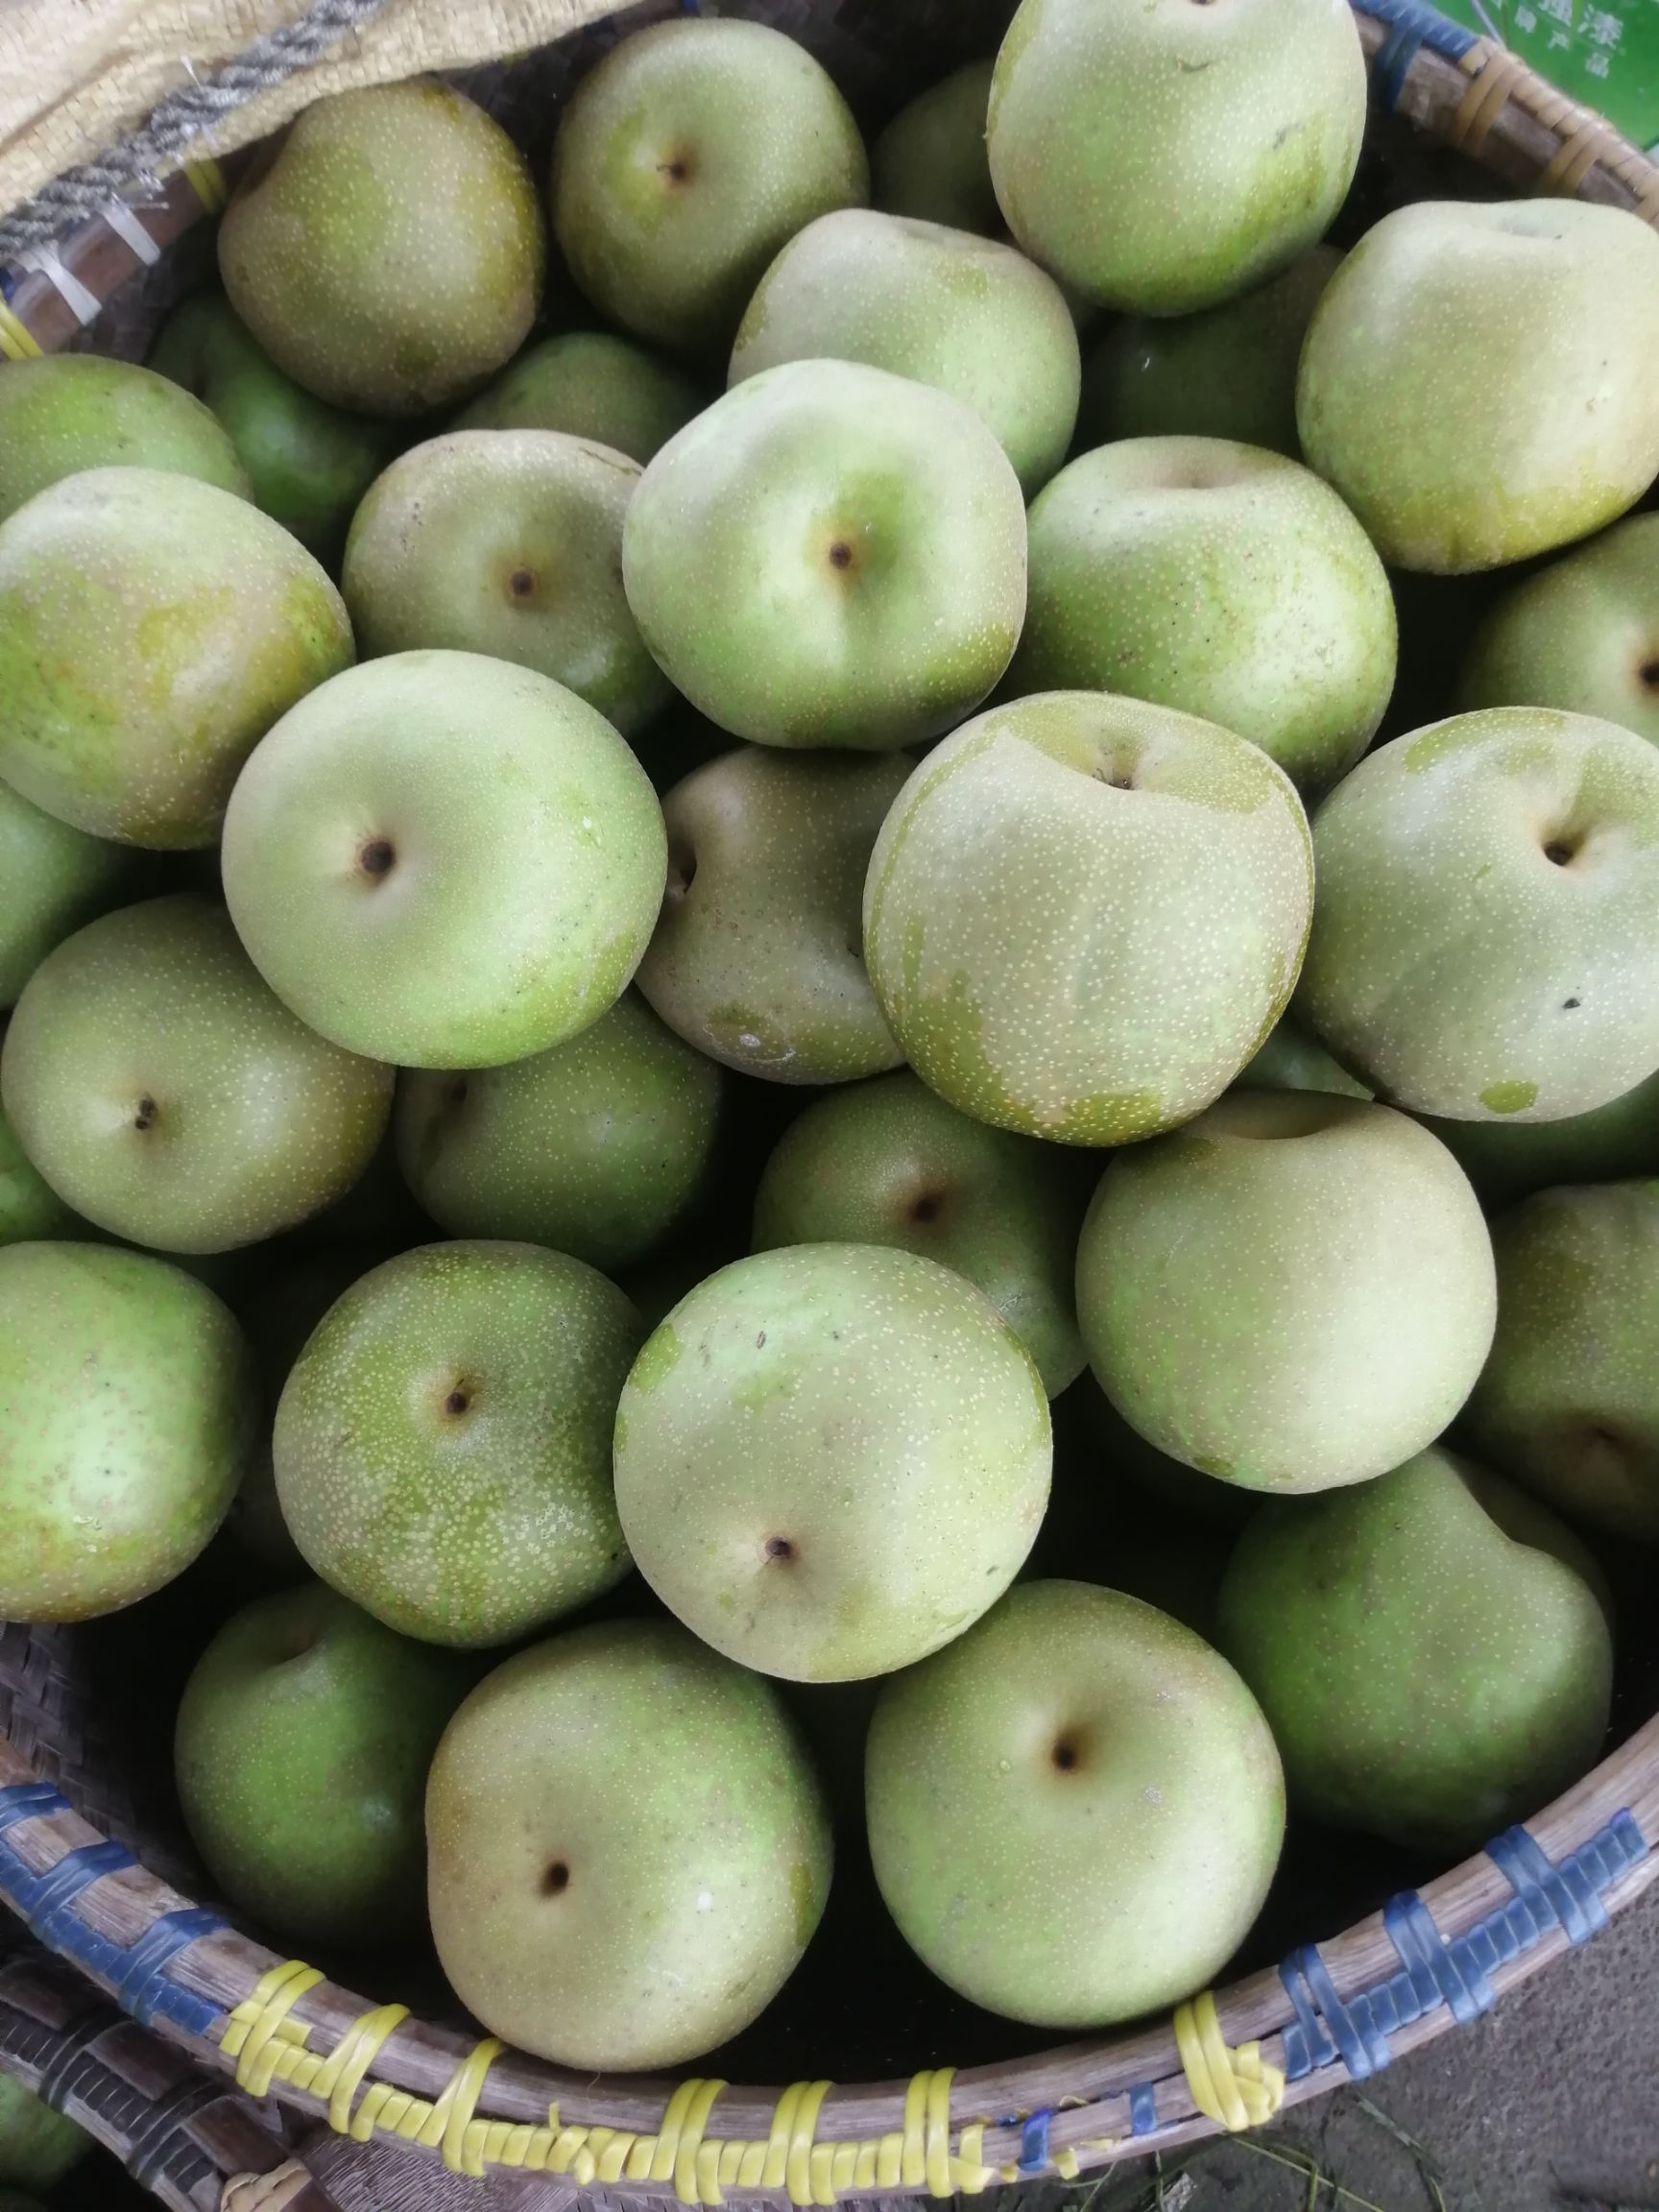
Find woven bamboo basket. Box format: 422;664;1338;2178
3;2;1659;2206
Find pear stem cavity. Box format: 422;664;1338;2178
359;836;397;880
542;1860;571;1895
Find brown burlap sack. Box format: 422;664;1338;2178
0;0;617;228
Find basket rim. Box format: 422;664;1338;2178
2;0;1658;2200
3;1637;1656;2198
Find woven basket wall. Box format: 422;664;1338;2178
2;4;1658;2208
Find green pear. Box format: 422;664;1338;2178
175;1581;471;1944
1078;247;1341;457
219;82;544;415
343;430;670;735
0;2076;90;2193
0;778;146;1006
220;651;666;1070
1418;1069;1659;1211
987;0;1363;314
872;60;999;235
396;991;722;1272
452;331;703;463
1459;512;1659;744
0;352;248;523
274;1240;640;1646
226;1249;383;1569
1298;709;1659;1121
1215;1449;1612;1851
867;1579;1284;2028
1011;437;1396;795
0;1241;254;1621
1076;1093;1496;1493
2;897;392;1254
1465;1180;1659;1542
863;692;1312;1145
0;1095;75;1243
636;746;908;1084
1297;202;1659;573
731;210;1079;496
549;18;868;357
149;289;399;562
1237;1017;1370;1100
426;1618;831;2069
751;1070;1091;1394
0;468;351;849
613;1243;1050;1680
622;359;1026;750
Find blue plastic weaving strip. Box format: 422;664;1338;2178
0;1786;223;2040
115;1907;226;2031
1353;0;1481;109
6;1831;132;1937
1280;1812;1649;2092
0;1779;69;1834
1128;2083;1159;2136
1488;1824;1599;1943
1017;2110;1052;2175
1383;1890;1493;2022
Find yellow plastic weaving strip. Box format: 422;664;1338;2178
182;156;229;211
0;296;41;360
1173;1990;1285;2133
216;1969;1006;2202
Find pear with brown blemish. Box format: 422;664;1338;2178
0;467;350;849
550;17;868;358
274;1240;640;1647
343;429;671;735
426;1618;831;2068
867;1579;1285;2028
636;745;909;1085
1298;708;1659;1121
863;691;1313;1145
613;1242;1052;1681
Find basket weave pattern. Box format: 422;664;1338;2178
1;3;1657;2205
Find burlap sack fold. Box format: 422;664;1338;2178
0;0;621;224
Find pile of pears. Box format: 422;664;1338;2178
3;0;1659;2097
